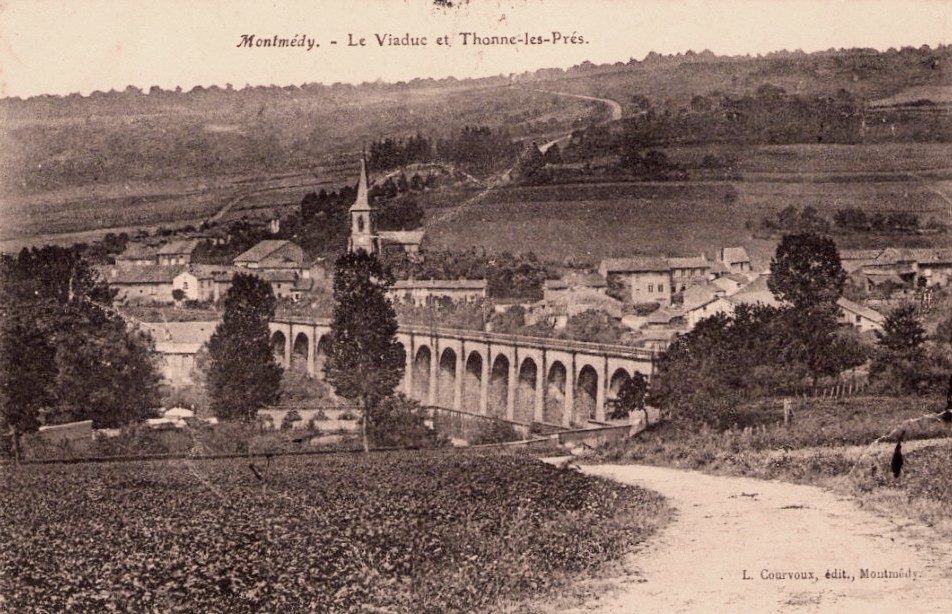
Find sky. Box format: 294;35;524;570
0;0;950;98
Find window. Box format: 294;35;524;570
183;282;188;290
856;315;861;323
357;216;365;232
659;283;664;293
648;284;654;293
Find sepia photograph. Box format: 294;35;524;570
1;0;951;611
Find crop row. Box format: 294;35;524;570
0;451;668;613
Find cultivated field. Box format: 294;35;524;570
0;451;670;613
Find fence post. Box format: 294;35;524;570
783;398;792;426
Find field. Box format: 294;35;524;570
421;142;952;266
0;451;670;613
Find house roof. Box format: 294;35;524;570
542;286;624;318
682;284;723;311
727;274;782;307
911;248;952;264
836;297;885;324
103;265;183;284
720;246;750;264
840;249;883;261
142;321;219;345
545;272;607;290
116;243;160;261
180;264;237;282
378;230;425;245
667;256;709;269
156;239;201;256
392;279;487;290
601;257;670;273
711;276;740;293
646;306;686;325
234;240;296;264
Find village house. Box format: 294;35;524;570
98;265;181;303
667;255;711;293
142;321;218;387
598;257;673;306
836;297;885;333
532;283;624;329
389;279;488;306
173;265;237;302
718;246;752;274
234;240;305;270
115;239;200;267
840;247;952;289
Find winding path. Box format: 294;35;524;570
565;464;952;613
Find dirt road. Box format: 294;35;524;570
568;464;952;613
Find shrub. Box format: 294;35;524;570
632;301;661;316
470;420;522;445
280;409;302;431
367;395;449;449
305;416;322;433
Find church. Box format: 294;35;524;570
348;157;425;255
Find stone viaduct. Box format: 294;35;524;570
270;316;658;427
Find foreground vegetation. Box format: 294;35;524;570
0;451;670;613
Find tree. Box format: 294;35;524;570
870;304;929;393
768;233;847;309
0;317;56;462
562;309;625;344
609;372;648;422
876;304;926;357
324;251;405;451
1;248;162;445
52;301;163;428
206;273;282;422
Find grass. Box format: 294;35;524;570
0;450;671;613
593;394;952;537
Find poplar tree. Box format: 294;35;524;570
206;273;282;421
324;251;404;452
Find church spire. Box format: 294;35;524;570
348;152;379;254
351;151;372;212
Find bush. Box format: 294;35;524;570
469;420;522;445
280;410;302;431
305;417;322;433
367;395;449;449
632;302;661;316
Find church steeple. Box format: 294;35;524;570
348;154;379;254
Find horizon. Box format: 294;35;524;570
1;0;950;99
2;42;949;103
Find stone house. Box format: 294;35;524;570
598;257;672;305
667;255;711;293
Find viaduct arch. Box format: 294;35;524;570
269;317;657;427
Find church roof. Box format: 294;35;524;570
350;156;373;212
378;230;425;245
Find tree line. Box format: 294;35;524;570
367;126;520;175
760;204;931;235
